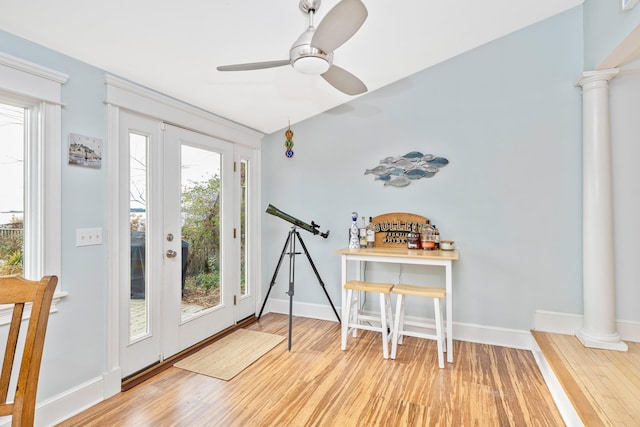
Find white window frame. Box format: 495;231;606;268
0;51;68;323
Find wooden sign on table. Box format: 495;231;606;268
370;212;429;248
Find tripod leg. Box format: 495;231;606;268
288;288;294;351
295;231;341;322
258;230;293;319
287;229;296;351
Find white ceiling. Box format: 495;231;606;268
0;0;581;134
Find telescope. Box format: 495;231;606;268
261;204;339;350
266;204;330;238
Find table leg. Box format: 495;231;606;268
341;255;347;326
445;261;453;363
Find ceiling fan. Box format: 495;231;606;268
217;0;368;96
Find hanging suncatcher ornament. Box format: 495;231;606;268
285;122;294;158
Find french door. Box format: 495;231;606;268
119;112;255;377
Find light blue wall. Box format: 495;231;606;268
261;7;585;331
0;31;107;398
584;0;640;68
2;1;636;419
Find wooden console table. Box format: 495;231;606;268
335;247;459;363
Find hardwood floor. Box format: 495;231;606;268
533;330;640;426
58;314;564;426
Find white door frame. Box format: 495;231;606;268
104;75;263;397
234;145;261;321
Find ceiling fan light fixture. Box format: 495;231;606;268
216;0;368;95
293;56;330;74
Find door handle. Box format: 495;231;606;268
166;249;177;258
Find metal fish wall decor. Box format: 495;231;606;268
365;151;449;187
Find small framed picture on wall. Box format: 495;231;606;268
68;133;102;169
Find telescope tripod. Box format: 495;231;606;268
258;226;341;351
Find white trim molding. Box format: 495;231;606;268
104;75;263;148
0;51;67;104
0;52;66;287
267;298;534;350
531;339;585;427
534;310;640;343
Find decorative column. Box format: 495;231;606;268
576;69;627;351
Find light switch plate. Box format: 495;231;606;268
76;228;103;246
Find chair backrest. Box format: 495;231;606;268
0;275;57;426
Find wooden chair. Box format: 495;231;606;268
0;275;57;426
391;283;446;368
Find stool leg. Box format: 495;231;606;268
385;293;393;334
434;297;444;369
379;292;389;359
352;290;360;338
385;293;393;355
398;296;406;346
341;289;353;351
391;293;404;359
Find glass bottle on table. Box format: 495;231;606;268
433;224;440;249
366;216;375;248
359;216;367;248
349;212;360;248
421;223;435;250
407;223;420;249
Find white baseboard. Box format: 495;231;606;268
453;321;533;350
28;375;105;427
534;310;640;343
264;298;341;323
531;339;584;427
102;367;122;399
266;298;533;350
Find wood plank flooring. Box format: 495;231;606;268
532;330;640;426
58;314;564;426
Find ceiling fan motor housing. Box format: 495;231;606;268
290;27;333;74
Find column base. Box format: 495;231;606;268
575;328;628;351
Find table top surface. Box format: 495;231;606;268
335;246;459;261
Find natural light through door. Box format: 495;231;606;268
129;132;149;340
179;144;223;320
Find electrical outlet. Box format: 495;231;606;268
76;227;103;246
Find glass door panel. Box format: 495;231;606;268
180;144;222;321
235;148;256;321
119;111;161;378
129;132;148;340
240;159;248;297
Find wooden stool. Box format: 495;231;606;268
341;280;394;359
391;284;446;368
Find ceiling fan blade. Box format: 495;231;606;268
217;59;290;72
321;65;367;96
311;0;367;53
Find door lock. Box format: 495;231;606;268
166;249;177;258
